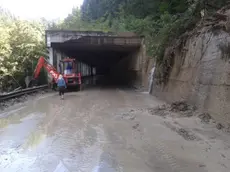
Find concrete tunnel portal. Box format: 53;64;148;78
46;30;146;87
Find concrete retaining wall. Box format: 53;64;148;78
110;39;147;87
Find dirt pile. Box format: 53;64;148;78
148;104;169;117
177;128;197;141
148;101;196;117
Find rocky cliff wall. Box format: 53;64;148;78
152;8;230;124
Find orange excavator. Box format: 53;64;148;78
33;56;82;90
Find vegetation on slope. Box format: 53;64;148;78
79;0;228;60
63;0;228;84
0;0;229;92
0;8;46;92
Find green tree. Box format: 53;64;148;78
0;9;46;91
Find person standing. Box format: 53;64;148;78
57;75;66;99
64;62;72;75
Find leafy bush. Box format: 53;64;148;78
0;9;46;92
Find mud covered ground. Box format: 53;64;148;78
0;89;50;111
0;87;230;172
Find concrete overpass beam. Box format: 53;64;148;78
48;47;53;65
56;51;62;73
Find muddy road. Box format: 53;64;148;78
0;87;230;172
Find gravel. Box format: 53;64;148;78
0;89;49;111
148;101;196;117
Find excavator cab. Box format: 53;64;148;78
59;59;75;75
59;58;81;88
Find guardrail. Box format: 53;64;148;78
0;85;48;102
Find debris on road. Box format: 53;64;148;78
148;101;196;117
177;128;197;141
121;112;136;121
170;101;196;117
198;113;229;133
199;164;206;168
171;101;189;112
147;104;170;117
216;123;225;130
132;123;140;129
221;154;226;158
199;113;212;123
164;122;197;141
0;88;230;171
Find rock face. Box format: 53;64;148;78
152;9;230;124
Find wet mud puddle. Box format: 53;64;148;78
1;90;230;172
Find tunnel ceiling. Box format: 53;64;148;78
52;42;135;68
47;31;142;68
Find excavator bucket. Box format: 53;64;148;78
34;57;45;79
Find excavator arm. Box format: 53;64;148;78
33;56;82;90
34;56;60;82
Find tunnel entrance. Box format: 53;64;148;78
46;31;145;88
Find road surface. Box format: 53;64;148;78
0;87;230;172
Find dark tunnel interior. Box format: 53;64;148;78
52;42;140;87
